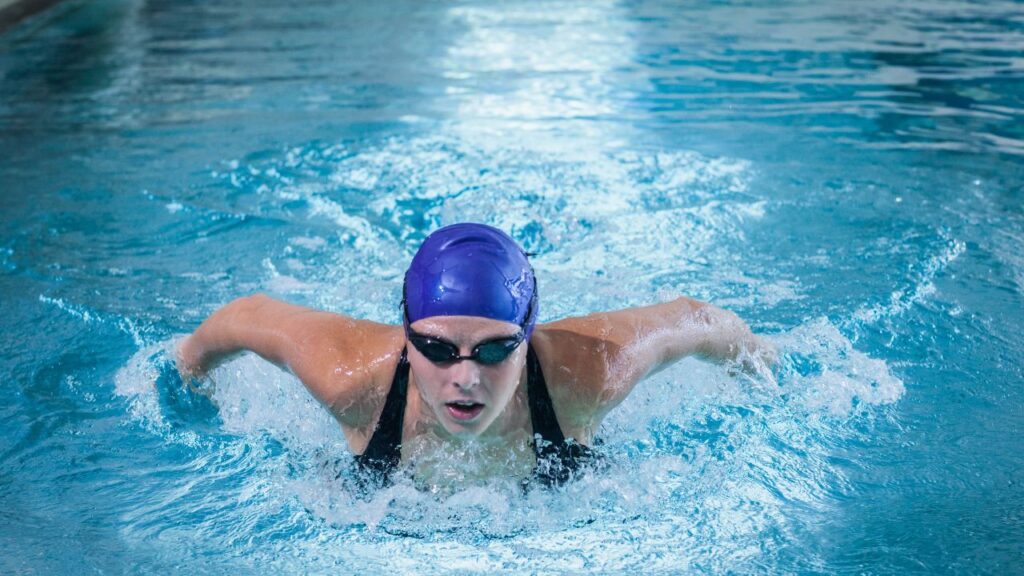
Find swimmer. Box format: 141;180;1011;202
176;223;774;487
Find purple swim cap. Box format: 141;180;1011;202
404;223;538;338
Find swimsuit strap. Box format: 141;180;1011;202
354;345;593;487
526;344;567;447
354;348;408;479
527;344;592;485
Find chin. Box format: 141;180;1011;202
442;420;483;439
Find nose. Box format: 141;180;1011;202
449;357;481;390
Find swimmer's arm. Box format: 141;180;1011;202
619;297;774;375
544;297;773;416
176;294;386;413
177;294;310;379
651;297;774;371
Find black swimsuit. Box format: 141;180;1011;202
354;345;598;487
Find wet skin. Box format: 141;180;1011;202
177;293;774;480
404;316;531;441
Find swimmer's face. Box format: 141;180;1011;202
407;316;527;439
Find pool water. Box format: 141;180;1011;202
2;0;1022;573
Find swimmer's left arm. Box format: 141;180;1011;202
617;296;773;371
659;297;775;372
543;297;774;418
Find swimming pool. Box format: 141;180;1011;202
1;0;1022;572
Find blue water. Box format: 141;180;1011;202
2;0;1022;573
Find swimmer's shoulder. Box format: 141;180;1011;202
310;318;406;425
530;300;710;432
279;310;405;432
529;315;633;437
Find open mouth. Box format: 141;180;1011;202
445;401;485;421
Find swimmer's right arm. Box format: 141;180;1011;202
176;294;387;413
177;294;286;380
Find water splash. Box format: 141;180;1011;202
113;340;205;447
209;135;762;326
850;233;966;328
777;318;905;417
40;294;152;347
109;306;902;561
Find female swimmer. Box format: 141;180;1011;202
177;223;774;487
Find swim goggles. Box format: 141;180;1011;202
405;331;526;365
401;282;534;366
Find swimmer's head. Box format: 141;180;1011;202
403;223;538;339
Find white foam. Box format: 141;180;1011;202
852;235;965;326
288;236;327;250
113;339;203;447
108;311;903;559
777;317;905;416
148;132;909;554
203;353;345;448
